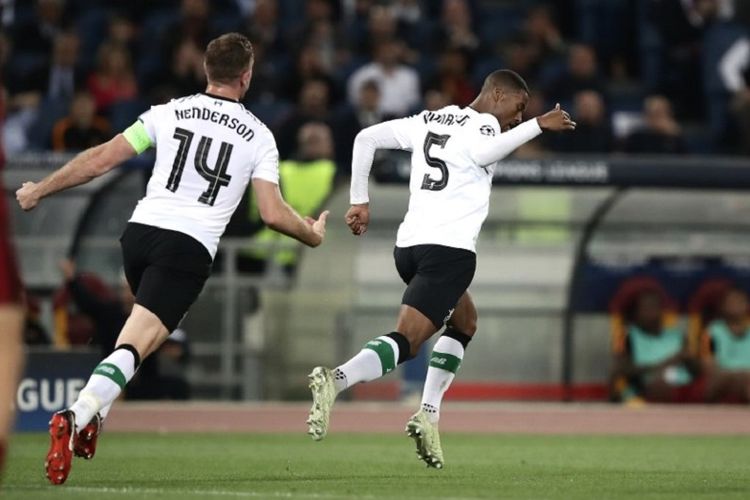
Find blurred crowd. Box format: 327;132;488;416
3;0;750;171
610;278;750;405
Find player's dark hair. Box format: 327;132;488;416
204;32;254;84
483;69;529;94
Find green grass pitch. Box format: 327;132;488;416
3;433;750;499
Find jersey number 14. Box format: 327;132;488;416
166;127;233;206
421;132;450;192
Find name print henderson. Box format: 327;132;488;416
174;105;256;142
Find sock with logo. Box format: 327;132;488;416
332;332;410;393
69;345;140;433
420;328;472;423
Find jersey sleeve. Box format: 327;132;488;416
468;117;542;167
350;115;419;205
251;131;280;184
136;104;164;144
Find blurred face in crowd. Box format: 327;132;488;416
100;45;132;78
182;0;209;20
374;40;401;68
298;122;333;160
721;289;749;324
440;49;469;77
694;0;720;19
634;291;663;333
38;0;64;25
299;80;329;115
307;0;333;22
424;89;450;111
503;42;534;76
253;0;278;27
70;93;96;127
568;44;596;79
358;81;380;111
53;33;79;67
526;6;555;40
442;0;472;29
369;6;397;40
109;17;135;45
644;95;673;129
575;90;605;125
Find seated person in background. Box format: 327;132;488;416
334;79;386;173
51;92;110;151
240;122;336;275
547;90;613;153
86;42;138;113
622;95;686;154
611;290;696;403
703;287;750;403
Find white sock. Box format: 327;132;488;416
99;403;113;421
420;336;465;423
333;335;402;394
69;348;137;432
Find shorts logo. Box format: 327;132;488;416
480;125;496;136
443;308;455;324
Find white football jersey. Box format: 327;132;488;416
129;93;279;257
372;105;534;253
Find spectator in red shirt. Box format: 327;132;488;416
87;42;138;113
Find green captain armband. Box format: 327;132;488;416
122;120;154;154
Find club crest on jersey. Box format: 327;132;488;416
480;125;496;136
423;111;470;127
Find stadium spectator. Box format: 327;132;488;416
333;79;385;173
86;42;138;113
548;90;613;153
152;38;207;98
275;78;332;160
242;122;336;274
347;38;420;116
161;0;213;64
51;91;110;152
242;0;285;56
423;87;451;111
11;0;70;56
433;48;475;107
622;95;686;154
11;31;83;102
439;0;480;55
718;30;750;154
702;288;750;403
281;45;337;104
610;289;697;403
522;4;566;66
545;43;606;103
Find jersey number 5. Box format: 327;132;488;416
166;127;233;206
421;132;450;191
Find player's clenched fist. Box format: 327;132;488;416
16;182;41;211
537;103;576;132
345;204;370;236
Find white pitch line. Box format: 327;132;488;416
4;485;486;500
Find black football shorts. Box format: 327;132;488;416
393;244;476;329
120;222;212;331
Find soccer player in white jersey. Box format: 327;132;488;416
307;70;575;468
16;33;329;485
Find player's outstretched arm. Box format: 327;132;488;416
16;134;138;211
253;178;328;247
472;104;576;167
